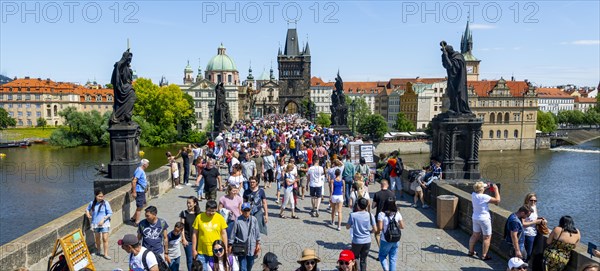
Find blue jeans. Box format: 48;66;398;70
238;255;256;271
343;179;353;206
169;256;180;271
183;243;193;271
378;239;399;271
196;179;205;198
183;164;190;184
243;181;249;191
196;254;209;271
524;235;535;261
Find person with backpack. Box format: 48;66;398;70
377;197;404;271
371;179;395;248
86;188;113;260
138;206;169;263
346;198;376;271
119;233;168;271
386;151;404;199
341;155;356;207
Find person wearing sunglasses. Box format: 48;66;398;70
295;248;321;271
521;193;545;267
507;257;529;270
207;240;239;271
336;250;357;271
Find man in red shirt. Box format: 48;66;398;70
306;145;314;166
388;151;404;199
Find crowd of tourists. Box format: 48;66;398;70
80;114;598;271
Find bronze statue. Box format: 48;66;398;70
441;41;471;114
110;49;136;125
213;82;232;132
330;72;348;125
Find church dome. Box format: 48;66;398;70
206;44;238;72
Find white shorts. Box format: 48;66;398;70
331;195;343;204
472;218;492;236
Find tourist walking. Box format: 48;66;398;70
119;233;160;271
179;146;192;185
180;196;201;271
167;222;185;271
131;159;150;226
386;151;404;199
262;149;276;188
341;155;355;207
507;257;529;271
219;185;243;237
262;252;282;271
243;176;269;235
196;157;207;200
241;155;257;191
349;178;370;213
468;181;501;261
228;164;245;197
521;193;546;266
346;198;376;271
329;168;345;230
356;158;370;185
295;248;322;271
371;179;395;247
207;240;239;271
229;202;261;271
307;156;326;217
167;151;182;189
297;156;309;200
335;250;357;271
192;200;229;270
137;206;169;261
543;216;580;271
280;163;299;219
505;205;533;260
377;197;404;271
275;158;286;205
86;188;113;259
410;167;428;208
197;159;223;201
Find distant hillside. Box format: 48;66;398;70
0;75;12;85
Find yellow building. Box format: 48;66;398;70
399;82;418;128
0;77;113;127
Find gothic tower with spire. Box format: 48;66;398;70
277;27;311;114
183;60;194;85
461;21;481;81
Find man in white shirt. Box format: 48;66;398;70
119;233;159;271
307;159;325;217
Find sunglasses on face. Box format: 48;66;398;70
304;261;316;265
338;260;350;266
529;199;537;202
512;266;527;270
213;248;224;253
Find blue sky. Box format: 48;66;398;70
1;1;599;87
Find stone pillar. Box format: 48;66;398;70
108;123;141;179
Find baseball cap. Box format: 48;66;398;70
241;202;252;211
263;252;282;269
117;234;138;246
338;250;355;262
508;257;528;269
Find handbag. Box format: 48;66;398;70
232;217;252;256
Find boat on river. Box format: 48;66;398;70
0;140;31;148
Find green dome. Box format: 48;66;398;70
206;44;238;72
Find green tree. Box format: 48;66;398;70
584;109;600;126
357;114;388;141
178;92;197;141
104;83;113;89
424;122;433;137
316;112;332;127
537;110;558;133
0;108;16;129
346;97;371;131
394;112;415;132
133;78;193;145
49;107;110;147
36;117;47;129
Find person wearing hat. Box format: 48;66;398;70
507;257;529;270
336;250;357;271
119;233;159;271
262;252;282;271
229;202;261;271
295;248;321;271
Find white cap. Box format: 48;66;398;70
508;257;528;269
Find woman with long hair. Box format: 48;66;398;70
85;188;113;259
180;196;201;271
377;197;404;271
219;185;243;237
207;240;238;271
329;168;345;231
228;164;245;197
279;163;299;219
521;193;545;266
295;248;321;271
336;250;357;271
543;216;580;271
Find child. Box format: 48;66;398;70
167;222;184;271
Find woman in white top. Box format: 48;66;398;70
377;197;404;271
522;193;545;263
279;163;299;219
207;240;239;271
275;158;286;205
349;175;370;213
307;158;326;217
468;181;501;261
228;164;245;197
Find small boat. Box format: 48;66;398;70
0;140;30;148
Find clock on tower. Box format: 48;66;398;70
467;65;474;73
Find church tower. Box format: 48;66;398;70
277;27;311;114
183;60;194;85
461;21;481;81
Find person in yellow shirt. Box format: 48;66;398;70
192;200;228;270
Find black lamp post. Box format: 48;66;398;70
350;99;357;134
208;100;214;132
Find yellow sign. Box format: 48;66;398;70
48;229;95;271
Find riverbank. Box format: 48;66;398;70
1;128;55;140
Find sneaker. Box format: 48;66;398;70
411;204;418;208
186;183;193;186
316;211;319;218
336;226;341;231
423;204;430;209
175;185;183;189
326;206;331;211
330;220;334;225
103;255;112;260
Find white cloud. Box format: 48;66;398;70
469;24;496;30
561;40;600;45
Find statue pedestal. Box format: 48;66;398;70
430;113;483;180
331;125;353;136
108;123;141;179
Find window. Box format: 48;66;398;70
36;104;41;109
497;130;501;138
434;106;438;111
7;94;13;100
504;113;510;123
96;95;102;102
217;74;222;82
489;130;494;138
489;113;495;123
504;130;508;138
497;113;503;123
86;95;92;101
25;94;30;100
17;94;22;100
35;94;41;100
26;103;31;108
26;112;31;117
514;130;519;138
18;112;23;117
27;119;32;126
228;74;232;83
36;112;41;117
18;104;22;108
107;95;113;102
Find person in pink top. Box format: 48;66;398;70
219;185;243;237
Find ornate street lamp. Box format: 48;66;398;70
350;99;357;133
208;100;215;132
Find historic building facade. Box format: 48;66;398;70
537;87;575;114
310;77;333;114
277;28;311;114
0;77;112;127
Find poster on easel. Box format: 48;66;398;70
48;229;95;271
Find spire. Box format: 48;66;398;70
270;61;275;80
185;60;193;71
247;61;254;80
283;28;300;56
461;19;473;54
218;43;226;55
304;42;311;55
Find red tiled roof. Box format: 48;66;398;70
467;80;530;97
574;96;596;103
537;87;574;99
310;76;334;87
311;76;384;94
1;77;113;102
387;77;446;89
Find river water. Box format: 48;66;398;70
1;140;599;245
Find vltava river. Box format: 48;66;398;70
1;140;598;245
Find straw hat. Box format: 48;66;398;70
297;248;321;263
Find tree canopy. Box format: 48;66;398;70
357;114;388;141
0;108;16;129
536;110;558;133
394;112;415;132
316;112;331;127
49;107;110;147
346;97;371;130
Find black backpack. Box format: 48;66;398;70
142;249;171;271
384;212;402;242
394;158;404;175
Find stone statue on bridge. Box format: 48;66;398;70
109;49;136;126
441;41;472;115
213;82;232;132
330;72;348;125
